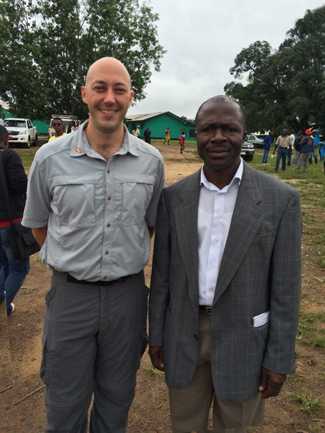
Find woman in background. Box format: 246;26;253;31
0;125;30;315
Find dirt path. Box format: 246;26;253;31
1;144;324;433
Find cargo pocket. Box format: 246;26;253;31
51;176;97;227
118;175;154;225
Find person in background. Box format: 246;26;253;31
132;125;140;137
309;129;318;164
48;117;66;142
297;128;314;171
261;132;273;163
288;130;295;166
70;120;80;133
149;95;301;433
144;127;152;144
292;131;303;165
178;131;186;154
274;129;291;171
0;125;29;316
318;135;325;174
164;127;171;145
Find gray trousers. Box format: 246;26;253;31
41;270;148;433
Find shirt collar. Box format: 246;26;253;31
70;121;139;158
200;158;243;192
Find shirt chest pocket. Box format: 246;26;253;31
51;176;97;227
118;175;154;225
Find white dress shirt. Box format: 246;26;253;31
198;159;243;306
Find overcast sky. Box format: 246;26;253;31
129;0;325;119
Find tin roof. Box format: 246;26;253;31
126;112;165;121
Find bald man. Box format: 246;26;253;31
22;57;165;433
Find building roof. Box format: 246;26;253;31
126;111;193;125
126;112;165;121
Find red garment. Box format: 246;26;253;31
0;217;22;228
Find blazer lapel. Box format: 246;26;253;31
174;171;201;307
213;164;263;305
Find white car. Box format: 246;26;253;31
245;133;264;148
241;141;255;161
5;118;38;147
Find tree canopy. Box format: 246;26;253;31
0;0;165;119
224;6;325;134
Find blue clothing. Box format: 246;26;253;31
263;135;273;150
0;227;30;314
275;147;288;171
300;137;313;154
262;149;270;163
313;134;320;147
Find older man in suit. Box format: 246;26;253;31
149;96;301;433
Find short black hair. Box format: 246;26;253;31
52;117;63;124
195;95;246;128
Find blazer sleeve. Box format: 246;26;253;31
149;189;171;347
263;190;302;374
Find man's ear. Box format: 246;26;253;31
80;86;87;104
129;89;135;106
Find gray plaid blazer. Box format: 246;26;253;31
149;163;301;400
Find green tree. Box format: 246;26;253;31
225;6;325;133
0;0;41;118
0;0;165;119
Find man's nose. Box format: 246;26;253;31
103;88;116;104
211;128;226;141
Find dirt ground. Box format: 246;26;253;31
1;143;324;433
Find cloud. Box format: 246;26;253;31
129;0;325;118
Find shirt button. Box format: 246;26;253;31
107;223;111;228
107;169;110;174
107;196;111;201
105;251;109;255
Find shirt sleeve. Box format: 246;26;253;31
22;156;51;228
145;158;165;229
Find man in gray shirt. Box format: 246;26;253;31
22;57;164;433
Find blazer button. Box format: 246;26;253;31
193;334;198;340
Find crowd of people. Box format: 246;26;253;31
1;57;303;433
261;128;325;173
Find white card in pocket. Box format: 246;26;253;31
253;311;270;327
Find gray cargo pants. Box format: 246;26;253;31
41;270;148;433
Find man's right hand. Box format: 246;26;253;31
149;345;165;371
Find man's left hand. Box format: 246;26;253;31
259;367;286;399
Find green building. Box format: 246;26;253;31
126;111;195;140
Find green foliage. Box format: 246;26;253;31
0;0;165;119
289;392;321;414
297;311;325;349
225;6;325;133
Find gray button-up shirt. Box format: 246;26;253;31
22;123;165;282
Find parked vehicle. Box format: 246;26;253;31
245;133;264;148
241;140;255;161
5;118;38;147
